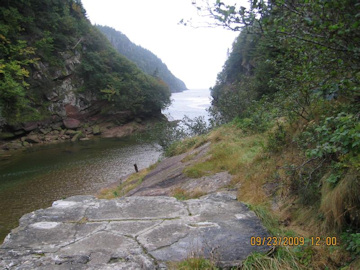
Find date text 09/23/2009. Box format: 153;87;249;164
250;236;337;247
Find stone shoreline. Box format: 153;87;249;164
0;117;162;155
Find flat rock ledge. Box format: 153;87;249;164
0;193;269;269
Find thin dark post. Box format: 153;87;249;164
134;164;138;173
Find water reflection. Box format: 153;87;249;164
0;137;162;241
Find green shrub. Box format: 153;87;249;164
341;232;360;259
304;113;360;161
267;124;287;153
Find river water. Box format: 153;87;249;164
0;89;211;242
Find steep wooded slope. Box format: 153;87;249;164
205;1;359;268
0;0;170;135
96;25;187;93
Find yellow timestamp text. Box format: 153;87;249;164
250;236;338;246
310;236;337;246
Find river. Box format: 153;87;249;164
0;88;211;242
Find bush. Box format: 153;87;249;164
182;115;210;136
149;115;211;156
267;123;287;153
304;113;360;161
341;232;360;260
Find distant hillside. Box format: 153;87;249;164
96;25;187;93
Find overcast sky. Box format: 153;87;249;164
81;0;247;89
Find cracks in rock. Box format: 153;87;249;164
70;205;94;247
132;235;160;269
82;202;93;220
116;219;172;269
181;201;193;217
77;217;182;223
55;222;108;254
103;219;164;242
53;216;180;257
54;254;90;266
135;220;165;238
151;232;190;253
2;192;271;269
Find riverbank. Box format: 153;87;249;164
1;121;358;268
0;88;211;246
96;123;360;269
0;125;164;243
0;115;165;155
0;127;272;269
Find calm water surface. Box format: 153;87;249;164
0;89;210;241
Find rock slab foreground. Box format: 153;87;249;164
0;193;269;269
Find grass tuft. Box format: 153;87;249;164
168;257;217;270
320;170;360;232
182;125;265;179
171;187;207;201
242;248;298;270
247;204;280;235
166;135;208;157
167;252;218;270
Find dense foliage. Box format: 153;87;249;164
0;0;170;124
96;25;187;93
202;0;360;236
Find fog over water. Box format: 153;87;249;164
163;88;211;121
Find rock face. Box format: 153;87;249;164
0;193;270;269
126;142;233;197
63;118;81;129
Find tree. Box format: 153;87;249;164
0;6;38;122
198;0;360;231
0;0;172;125
198;0;359;122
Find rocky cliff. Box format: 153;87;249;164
0;0;171;148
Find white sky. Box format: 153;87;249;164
81;0;248;89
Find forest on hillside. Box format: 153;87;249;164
197;0;360;266
0;0;170;127
97;25;187;93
